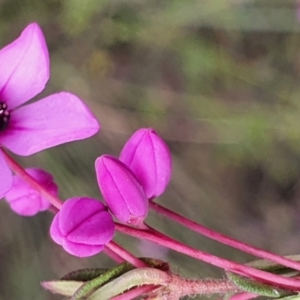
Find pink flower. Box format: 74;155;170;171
120;128;172;199
96;155;148;225
50;197;115;257
0;23;100;198
5;168;58;216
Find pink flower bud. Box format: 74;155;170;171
95;155;148;225
50;197;114;257
5;168;58;216
120;128;172;199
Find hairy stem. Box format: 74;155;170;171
110;285;158;300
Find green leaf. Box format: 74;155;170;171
226;271;294;298
245;255;300;275
61;268;108;281
277;294;300;300
71;257;169;300
87;268;170;300
226;255;300;299
41;280;84;296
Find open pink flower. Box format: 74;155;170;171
5;168;58;216
0;23;100;198
50;197;115;257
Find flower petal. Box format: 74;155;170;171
58;198;106;237
8;195;41;216
49;197;114;258
96;155;148;224
5;168;56;216
120;128;172;199
67;211;115;245
50;213;63;245
0;151;13;198
0;23;49;109
1;92;100;155
63;240;104;257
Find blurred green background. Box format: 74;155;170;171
1;0;300;299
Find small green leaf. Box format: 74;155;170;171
41;280;84;296
61;268;108;281
245;255;300;276
226;272;294;298
87;267;170;300
71;257;169;300
277;294;300;300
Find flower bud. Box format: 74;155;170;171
95;155;148;225
119;128;172;199
5;168;58;216
50;197;114;257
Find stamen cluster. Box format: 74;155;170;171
0;102;9;131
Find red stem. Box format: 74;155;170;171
5;149;300;291
1;149;63;210
110;285;158;300
1;150;148;270
115;223;300;290
228;292;258;300
103;245;125;263
106;241;148;268
150;201;300;272
169;276;239;297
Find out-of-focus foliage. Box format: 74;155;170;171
1;1;300;299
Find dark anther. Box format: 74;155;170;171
0;102;10;131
